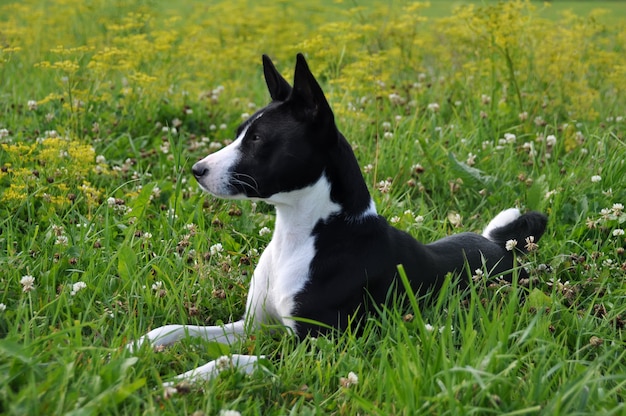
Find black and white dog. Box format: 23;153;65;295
131;54;547;384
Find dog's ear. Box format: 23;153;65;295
291;53;333;122
263;55;292;101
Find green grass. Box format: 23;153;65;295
1;0;626;414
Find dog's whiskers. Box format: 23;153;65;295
231;173;259;193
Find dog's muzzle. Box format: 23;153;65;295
192;162;208;179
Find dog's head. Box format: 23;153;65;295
192;54;339;202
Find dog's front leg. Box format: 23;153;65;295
127;319;248;352
162;353;262;387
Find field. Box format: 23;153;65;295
1;0;626;414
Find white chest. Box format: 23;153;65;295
243;175;341;331
250;232;316;330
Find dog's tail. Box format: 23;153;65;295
482;208;548;254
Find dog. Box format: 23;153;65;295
129;54;548;385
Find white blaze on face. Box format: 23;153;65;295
193;133;244;196
193;113;263;197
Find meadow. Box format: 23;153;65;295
1;0;626;414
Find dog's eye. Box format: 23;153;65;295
252;134;262;142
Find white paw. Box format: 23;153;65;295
126;325;187;354
162;354;265;387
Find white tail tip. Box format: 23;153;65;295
482;208;521;241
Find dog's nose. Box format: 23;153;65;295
192;162;208;178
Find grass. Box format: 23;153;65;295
1;0;626;414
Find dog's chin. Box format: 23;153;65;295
196;182;247;200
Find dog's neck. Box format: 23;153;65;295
266;136;376;238
326;135;377;221
267;175;341;241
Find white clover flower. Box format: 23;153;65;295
21;275;35;292
415;215;424;224
151;281;163;291
427;102;440;112
546;134;557;147
70;281;87;296
591;175;602;183
259;227;272;237
472;269;484;282
376;179;392;194
600;208;612;219
411;163;424;173
340;371;359;388
613;229;625;237
27;100;38;110
382;121;392;131
388;93;405;105
150;186;161;200
523;142;537;157
504;133;516;144
363;164;373;174
0;128;9;138
424;323;435;332
383;131;394;139
545;190;558;199
612;203;624;214
210;243;224;256
96;155;107;164
55;235;69;246
466;152;477;166
390;216;400;224
505;239;518;251
524;236;538;252
107;197;116;207
448;212;462;228
0;303;6;311
216;355;232;371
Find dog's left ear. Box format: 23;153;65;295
291;53;334;123
263;55;292;101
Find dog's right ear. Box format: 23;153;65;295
263;55;292;102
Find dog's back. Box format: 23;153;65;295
294;208;547;336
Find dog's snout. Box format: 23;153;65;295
192;162;208;179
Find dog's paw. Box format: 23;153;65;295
126;325;187;354
162;354;265;387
